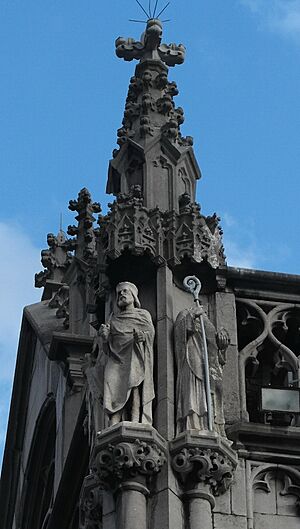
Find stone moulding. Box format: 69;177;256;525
90;422;168;491
170;430;237;496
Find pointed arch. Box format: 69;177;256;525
19;395;56;529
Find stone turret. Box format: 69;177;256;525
107;18;198;213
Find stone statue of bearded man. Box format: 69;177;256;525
99;282;155;426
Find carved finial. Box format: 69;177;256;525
68;188;101;261
35;230;73;299
116;18;185;67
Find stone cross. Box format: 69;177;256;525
115;18;185;67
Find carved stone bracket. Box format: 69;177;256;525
170;431;237;497
90;422;167;492
48;331;94;390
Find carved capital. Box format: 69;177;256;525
94;439;165;483
170;431;237;496
91;422;167;491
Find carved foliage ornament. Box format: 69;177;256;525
93;439;166;486
172;447;235;496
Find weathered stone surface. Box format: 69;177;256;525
102;511;116;529
253;514;300;529
155;317;174;401
213;513;247;529
154;397;175;442
150;489;183;529
231;459;247;516
155;265;176;440
254;479;277;515
277;489;300;517
214;486;231;514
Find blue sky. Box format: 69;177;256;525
1;0;300;465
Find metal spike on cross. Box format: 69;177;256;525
130;0;171;22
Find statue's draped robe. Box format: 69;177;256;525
175;308;220;430
103;308;155;423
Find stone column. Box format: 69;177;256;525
184;487;215;529
116;481;149;529
83;422;167;529
170;431;237;529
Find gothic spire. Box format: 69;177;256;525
107;19;199;212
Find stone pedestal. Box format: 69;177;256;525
82;422;167;529
170;430;237;529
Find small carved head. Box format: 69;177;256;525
47;233;57;248
116;281;141;310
